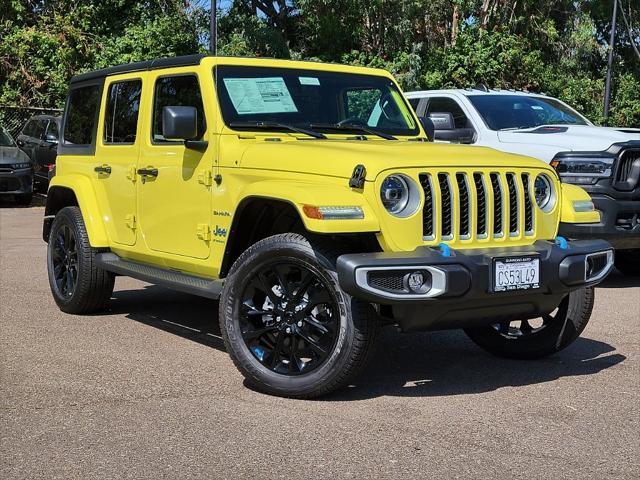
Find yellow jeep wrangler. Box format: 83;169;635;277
44;55;613;398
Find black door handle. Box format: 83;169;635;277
137;167;158;177
94;165;112;174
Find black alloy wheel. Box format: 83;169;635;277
51;224;78;298
239;261;340;375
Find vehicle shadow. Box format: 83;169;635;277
108;284;625;400
108;285;225;352
598;269;640;289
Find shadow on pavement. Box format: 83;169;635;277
109;285;225;352
108;284;625;400
599;270;640;289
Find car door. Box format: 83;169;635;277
138;71;213;260
91;74;144;246
35;119;59;181
17;119;44;161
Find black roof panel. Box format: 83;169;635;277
70;54;207;84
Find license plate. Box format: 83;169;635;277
493;256;540;292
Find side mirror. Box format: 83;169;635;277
162;106;198;140
45;133;58;144
419;116;435;142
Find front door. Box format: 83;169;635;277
35;120;59;182
137;72;213;260
92;74;144;246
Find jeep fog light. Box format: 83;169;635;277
573;200;595;212
303;205;364;220
405;270;431;294
380;174;420;217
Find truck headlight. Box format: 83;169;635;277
551;157;614;185
534;173;556;211
380;174;420;217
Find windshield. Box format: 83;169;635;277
0;129;15;147
468;95;589;131
215;65;419;137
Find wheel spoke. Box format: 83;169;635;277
269;333;285;368
254;272;280;304
296;330;327;356
272;265;290;297
242;325;278;341
302;316;331;334
519;319;533;334
292;270;316;302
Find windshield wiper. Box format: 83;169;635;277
229;121;326;139
310;123;397;140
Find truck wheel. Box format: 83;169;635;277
464;287;594;359
614;249;640;276
219;233;379;398
47;206;115;314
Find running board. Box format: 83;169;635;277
96;253;223;300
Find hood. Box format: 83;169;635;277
0;146;30;165
497;125;640;152
238;138;552;181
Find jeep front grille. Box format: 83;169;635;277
419;171;536;242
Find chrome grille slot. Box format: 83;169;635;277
490;173;503;237
419;174;435;239
615;149;640;189
456;173;470;239
438;173;453;239
521;173;534;235
473;173;487;238
506;173;519;236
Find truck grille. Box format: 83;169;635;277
419;171;536;242
615;149;640;189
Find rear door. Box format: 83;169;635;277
18;119;45;161
91;74;144;246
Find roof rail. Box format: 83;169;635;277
70;54;207;84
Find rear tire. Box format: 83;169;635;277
219;233;379;398
464;287;594;359
47;206;115;314
614;249;640;276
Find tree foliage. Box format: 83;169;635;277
1;0;638;126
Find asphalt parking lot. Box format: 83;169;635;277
1;203;639;479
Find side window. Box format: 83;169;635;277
426;97;469;129
103;80;142;144
152;75;205;142
64;85;101;145
46;121;59;140
21;121;36;137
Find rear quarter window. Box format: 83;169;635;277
63;84;102;146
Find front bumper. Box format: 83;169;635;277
0;168;33;195
337;239;613;332
559;195;640;250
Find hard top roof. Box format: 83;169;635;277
69;54;392;85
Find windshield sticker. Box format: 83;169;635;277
223;77;298;114
299;76;320;86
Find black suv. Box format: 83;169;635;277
16;115;60;191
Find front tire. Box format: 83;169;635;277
219;233;379;398
47;206;115;314
615;249;640;276
464;287;594;359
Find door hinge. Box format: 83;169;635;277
196;223;211;241
126;165;137;182
198;170;213;187
125;214;137;229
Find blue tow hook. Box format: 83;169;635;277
555;236;569;250
438;243;452;257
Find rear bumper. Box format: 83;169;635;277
337;239;613;331
559;195;640;250
0;168;33;195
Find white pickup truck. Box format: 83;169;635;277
406;89;640;275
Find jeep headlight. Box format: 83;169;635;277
380;174;420;217
551;156;614;185
533;173;556;212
